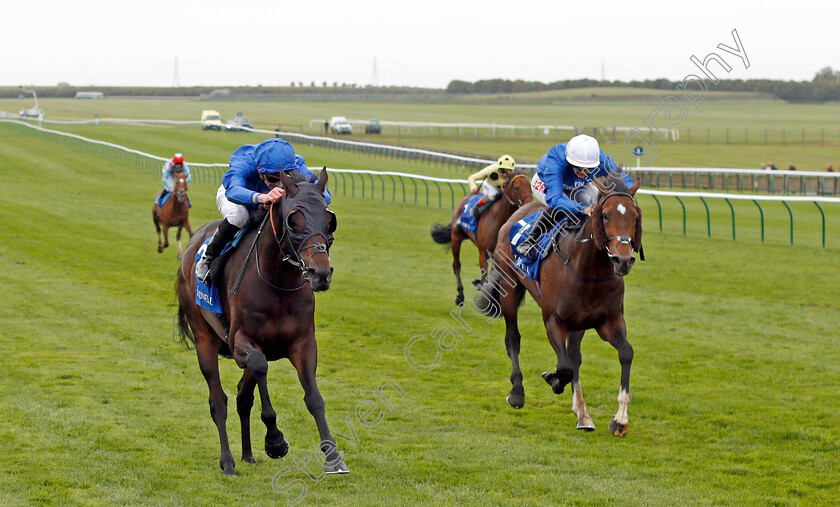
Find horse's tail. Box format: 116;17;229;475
176;274;195;349
430;223;452;249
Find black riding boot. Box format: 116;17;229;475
515;208;560;260
469;192;501;218
195;219;240;283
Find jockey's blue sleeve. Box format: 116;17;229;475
161;163;174;191
224;144;265;206
182;163;192;184
540;147;588;214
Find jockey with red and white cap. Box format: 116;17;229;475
517;134;633;259
159;153;191;204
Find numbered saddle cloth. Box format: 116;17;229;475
508;211;566;281
454;193;484;234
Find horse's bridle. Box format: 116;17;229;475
584;192;639;260
252;200;331;291
502;174;529;207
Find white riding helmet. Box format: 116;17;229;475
566;134;601;168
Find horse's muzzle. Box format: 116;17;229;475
610;255;635;276
308;266;333;292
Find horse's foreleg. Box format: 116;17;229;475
502;283;526;409
176;225;184;259
541;315;574;395
161;224;170;251
567;331;594;431
196;337;236;475
289;339;349;475
236;368;257;464
235;340;289;460
153;212;164;253
596;317;633;436
451;231;466;306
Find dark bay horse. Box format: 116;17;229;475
477;180;643;436
153;171;193;258
430;173;532;305
176;169;348;476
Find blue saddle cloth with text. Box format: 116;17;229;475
455;193;483;234
508;211;565;281
194;227;248;314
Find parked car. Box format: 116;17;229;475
365;119;381;134
329;116;353;135
201;110;223;130
224;115;253;131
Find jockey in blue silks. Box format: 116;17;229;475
516;134;634;260
195;138;331;282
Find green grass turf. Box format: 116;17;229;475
1;115;839;505
3;97;840;171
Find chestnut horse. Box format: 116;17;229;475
476;180;643;436
430;172;532;305
153;171;193;258
176;169;348;476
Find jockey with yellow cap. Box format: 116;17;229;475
468;154;516;219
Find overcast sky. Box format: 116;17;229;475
2;0;837;88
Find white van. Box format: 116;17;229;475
201;110;223;130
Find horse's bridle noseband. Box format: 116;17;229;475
252;200;332;291
502;174;529;207
598;192;639;259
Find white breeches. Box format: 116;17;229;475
216;185;249;228
481;181;502;200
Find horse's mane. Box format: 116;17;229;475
286;170;310;184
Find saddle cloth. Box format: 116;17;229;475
454;193;483;234
156;190;192;208
508;211;566;281
194;226;248;313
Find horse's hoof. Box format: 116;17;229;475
265;436;290;459
541;370;572;394
455;294;464;306
242;454;256;465
157;247;164;253
506;393;525;409
471;279;482;287
324;456;350;475
609;419;628;437
576;418;596;431
221;460;236;476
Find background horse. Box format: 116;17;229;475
153;171;193;258
430;172;532;305
176;169;347;476
476;180;643;436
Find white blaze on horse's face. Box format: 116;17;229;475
617;203;626;215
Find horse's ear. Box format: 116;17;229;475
279;171;298;197
316;166;328;194
592;202;607;250
629;179;640;196
634;205;643;253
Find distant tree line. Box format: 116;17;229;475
446;67;840;102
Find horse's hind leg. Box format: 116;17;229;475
235;340;289;460
196;337;237;475
596;317;633;437
236;368;257;464
451;230;466;305
567;331;595;431
289;339;349;474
